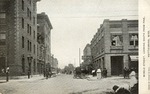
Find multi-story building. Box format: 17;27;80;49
82;44;92;72
0;0;41;76
37;12;53;73
91;19;138;76
37;30;45;74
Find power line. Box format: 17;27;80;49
48;15;138;18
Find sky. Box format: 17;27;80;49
37;0;138;69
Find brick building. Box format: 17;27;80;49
0;0;41;76
90;19;138;76
37;12;53;74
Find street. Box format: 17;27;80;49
0;74;130;94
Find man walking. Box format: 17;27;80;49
123;67;127;78
6;66;9;82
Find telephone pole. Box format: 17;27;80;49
79;48;81;67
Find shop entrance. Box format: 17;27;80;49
111;56;123;75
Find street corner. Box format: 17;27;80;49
86;77;103;81
86;75;107;81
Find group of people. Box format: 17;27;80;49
123;67;138;79
44;69;52;79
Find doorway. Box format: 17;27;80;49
111;56;123;75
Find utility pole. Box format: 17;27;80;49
79;48;81;67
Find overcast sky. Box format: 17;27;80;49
37;0;138;69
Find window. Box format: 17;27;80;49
27;24;29;33
0;13;6;24
130;34;138;46
27;40;29;51
29;11;31;20
128;24;138;28
111;35;122;46
22;36;24;48
0;13;6;18
110;24;122;28
0;34;6;45
0;1;6;12
30;42;32;52
33;16;35;25
0;34;6;39
33;31;35;39
27;8;29;17
22;18;24;28
29;26;31;35
34;59;36;72
22;0;24;10
29;0;31;5
34;44;35;54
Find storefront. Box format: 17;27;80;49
129;55;138;72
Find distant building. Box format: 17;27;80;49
82;44;92;71
0;0;41;76
51;55;58;73
37;12;53;73
90;19;138;76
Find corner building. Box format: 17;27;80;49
91;19;138;76
0;0;41;76
37;13;53;73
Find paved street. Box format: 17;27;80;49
0;74;130;94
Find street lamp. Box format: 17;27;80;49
27;54;33;79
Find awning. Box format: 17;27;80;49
129;55;138;61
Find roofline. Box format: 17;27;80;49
37;13;53;29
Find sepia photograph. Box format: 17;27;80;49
0;0;143;94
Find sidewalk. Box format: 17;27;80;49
86;75;130;82
0;75;45;82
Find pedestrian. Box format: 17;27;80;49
28;69;30;79
1;68;4;73
45;69;49;79
92;70;95;77
126;68;130;79
103;68;107;78
129;70;137;89
123;67;127;78
112;85;130;94
6;66;9;82
49;71;52;78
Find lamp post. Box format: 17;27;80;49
43;46;47;77
27;54;33;79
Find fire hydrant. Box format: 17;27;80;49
97;69;102;79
